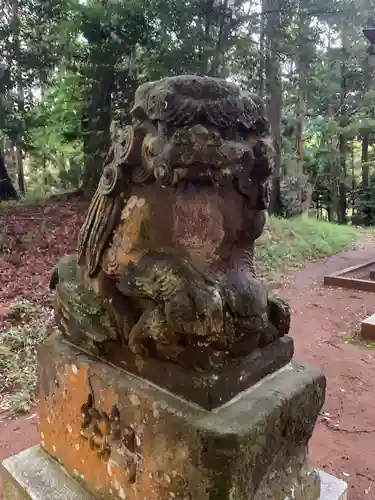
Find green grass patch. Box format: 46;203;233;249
341;332;375;349
0;300;51;414
256;215;361;279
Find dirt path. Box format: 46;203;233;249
278;240;375;500
0;412;39;499
1;241;375;498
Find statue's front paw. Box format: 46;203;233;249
257;295;291;347
268;295;291;337
222;270;268;336
54;277;119;351
49;254;77;290
165;284;224;338
117;251;225;345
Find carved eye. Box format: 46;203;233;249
161;91;173;112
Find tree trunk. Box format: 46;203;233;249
337;132;347;224
338;178;347;224
295;10;306;183
361;134;369;188
16;145;25;195
4;139;16;185
208;0;231;77
295;94;304;178
198;0;214;75
265;0;282;215
361;55;370;188
12;0;25;195
327;205;332;222
337;30;348;224
258;4;266;97
81;66;114;198
0;150;18;201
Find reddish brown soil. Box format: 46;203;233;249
1;199;375;498
0;413;39;499
279;240;375;500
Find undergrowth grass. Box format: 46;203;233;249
0;300;51;414
256;215;361;278
341;332;375;349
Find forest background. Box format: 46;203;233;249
1;0;375;224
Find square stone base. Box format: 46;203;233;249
319;470;347;500
1;447;347;500
1;446;93;500
33;334;328;500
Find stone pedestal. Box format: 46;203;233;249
3;334;330;500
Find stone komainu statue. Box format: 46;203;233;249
51;75;290;369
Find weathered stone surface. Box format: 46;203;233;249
1;446;94;500
38;334;325;500
1;446;347;500
102;334;294;410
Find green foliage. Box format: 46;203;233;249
0;0;374;209
27;71;84;191
280;175;312;218
353;182;375;226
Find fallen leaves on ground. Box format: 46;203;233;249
0;198;88;310
0;197;88;413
